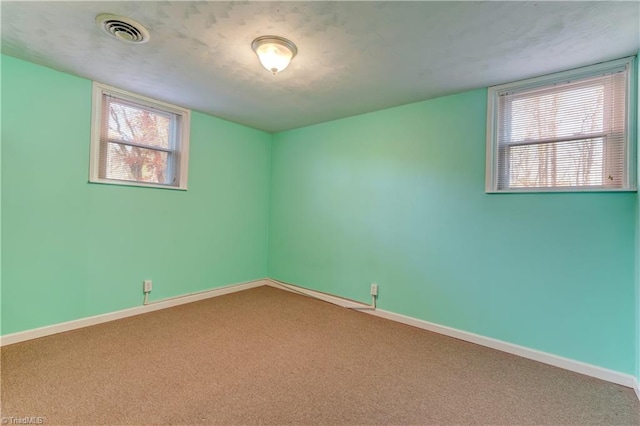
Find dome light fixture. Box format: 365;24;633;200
251;35;298;75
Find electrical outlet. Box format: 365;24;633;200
143;280;152;293
370;283;378;296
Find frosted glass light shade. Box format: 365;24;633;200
251;36;298;74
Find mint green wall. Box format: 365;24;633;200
1;55;271;335
0;54;3;335
2;54;638;378
636;52;640;384
269;89;637;374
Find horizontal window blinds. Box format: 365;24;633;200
98;94;179;185
495;67;628;190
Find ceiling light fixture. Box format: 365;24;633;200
251;36;298;75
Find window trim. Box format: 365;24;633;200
89;82;191;190
485;56;636;193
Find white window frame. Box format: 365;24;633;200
90;82;191;190
485;56;636;193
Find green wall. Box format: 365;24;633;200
269;89;637;374
0;54;3;336
2;54;639;379
636;52;640;385
1;55;271;335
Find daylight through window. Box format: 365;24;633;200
486;57;635;192
90;83;190;190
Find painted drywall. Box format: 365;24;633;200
269;89;637;374
0;54;3;336
636;52;640;385
2;52;638;381
1;55;271;335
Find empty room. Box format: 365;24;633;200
1;1;640;424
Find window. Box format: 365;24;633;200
90;82;190;190
486;57;636;193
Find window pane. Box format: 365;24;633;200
506;138;604;188
104;142;169;184
510;84;604;143
490;59;631;192
106;98;172;149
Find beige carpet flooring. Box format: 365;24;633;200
1;286;639;425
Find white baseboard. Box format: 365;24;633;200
367;308;637;389
266;279;637;390
267;279;373;309
3;276;638;399
0;279;268;347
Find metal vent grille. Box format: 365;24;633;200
96;14;150;43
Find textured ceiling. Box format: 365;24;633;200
2;1;639;133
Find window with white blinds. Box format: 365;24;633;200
90;82;190;190
486;57;636;193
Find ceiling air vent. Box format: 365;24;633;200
96;14;150;44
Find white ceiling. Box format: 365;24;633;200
2;1;639;133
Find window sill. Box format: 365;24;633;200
88;178;188;191
486;187;636;194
